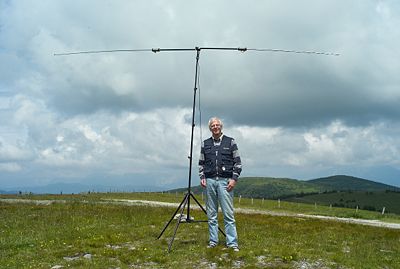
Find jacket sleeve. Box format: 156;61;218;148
198;141;206;180
231;139;242;181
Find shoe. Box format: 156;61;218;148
207;242;217;249
231;246;240;252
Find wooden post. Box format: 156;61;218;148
251;198;254;205
382;207;386;215
239;195;242;204
278;199;281;208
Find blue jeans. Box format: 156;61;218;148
206;178;238;247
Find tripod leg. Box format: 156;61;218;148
168;194;189;252
157;193;189;240
190;192;226;237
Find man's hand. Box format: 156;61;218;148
200;178;207;188
226;179;236;192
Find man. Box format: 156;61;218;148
199;117;242;251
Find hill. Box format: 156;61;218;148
172;177;320;198
233;177;320;199
170;175;400;199
308;175;399;192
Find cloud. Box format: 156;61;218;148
232;119;400;168
1;93;195;186
4;1;400;126
0;163;22;173
1;0;400;188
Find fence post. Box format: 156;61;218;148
356;205;359;213
251;198;254;205
382;207;386;215
278;199;281;208
262;198;264;205
239;195;242;204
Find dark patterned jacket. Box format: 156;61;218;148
199;135;242;180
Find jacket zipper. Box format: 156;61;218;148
216;150;218;175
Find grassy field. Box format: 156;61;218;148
70;191;400;223
1;193;400;268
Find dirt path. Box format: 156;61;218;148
2;198;400;230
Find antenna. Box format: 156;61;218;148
55;46;339;251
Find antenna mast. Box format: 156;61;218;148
55;45;339;251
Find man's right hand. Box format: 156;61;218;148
200;178;206;188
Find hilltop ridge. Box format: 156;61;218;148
171;175;400;199
308;175;398;192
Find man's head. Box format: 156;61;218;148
208;117;223;138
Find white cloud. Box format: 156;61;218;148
1;0;400;188
0;163;22;172
229;120;400;180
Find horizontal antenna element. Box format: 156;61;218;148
54;49;152;56
55;47;339;56
247;48;340;56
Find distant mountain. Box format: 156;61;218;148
2;183;165;194
170;175;400;199
308;175;400;192
0;189;18;195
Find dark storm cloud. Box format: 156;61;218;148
3;0;399;128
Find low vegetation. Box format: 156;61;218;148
1;192;400;268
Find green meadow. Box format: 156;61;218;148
1;193;399;268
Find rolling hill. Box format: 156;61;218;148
171;175;400;199
169;175;400;214
232;177;320;199
308;175;399;192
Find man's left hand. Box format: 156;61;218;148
226;179;236;192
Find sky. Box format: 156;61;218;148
1;0;400;190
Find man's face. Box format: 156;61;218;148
210;120;222;137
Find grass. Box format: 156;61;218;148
2;191;400;223
71;191;400;222
1;193;400;268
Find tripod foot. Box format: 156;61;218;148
174;213;194;223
